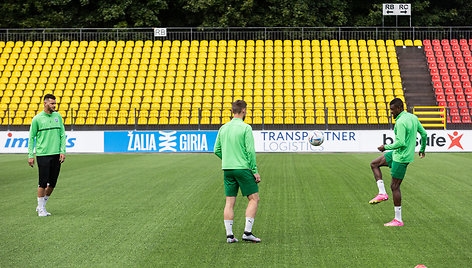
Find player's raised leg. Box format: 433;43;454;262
369;154;389;204
242;192;261;243
224;196;238;243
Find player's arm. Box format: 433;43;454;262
417;118;427;158
384;121;406;151
214;130;222;159
59;115;66;163
244;126;258;176
28;117;38;166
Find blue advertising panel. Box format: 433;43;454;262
104;131;218;153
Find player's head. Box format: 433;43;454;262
232;100;247;120
43;94;56;113
389;98;404;119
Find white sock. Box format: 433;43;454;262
224;220;233;236
44;195;50;205
394;206;402;222
377;180;387;195
244;217;254;233
37;197;46;209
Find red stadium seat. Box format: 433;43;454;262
469;39;472;46
436;56;445;63
432;39;440;46
435;88;444;95
437;95;446;102
455;88;464;95
447;95;456;102
430;68;439;75
465;88;472;95
463;115;472;123
459;69;468;76
463;51;471;57
465;57;472;63
433;82;443;90
423;40;431;46
457;62;466;69
451;75;460;82
433;45;442;51
451;115;461;123
459;39;468;46
424;45;433;51
460;108;470;116
444;50;452;57
442;75;451;82
438;101;447;107
449;68;458;75
438;62;447;69
432;75;441;82
458;101;467;108
435;51;444;57
441;39;450;46
444;87;454;95
448;101;458;108
450;108;459;116
461;45;470;52
427;57;436;63
439;69;449;76
452;81;461;89
461;75;470;82
455;56;464;63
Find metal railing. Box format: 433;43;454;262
2;27;472;42
2;105;395;131
413;106;446;129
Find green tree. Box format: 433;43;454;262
0;0;167;28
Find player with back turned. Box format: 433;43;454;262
214;100;262;243
369;98;427;226
28;94;66;217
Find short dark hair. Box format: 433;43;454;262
43;94;56;102
389;97;403;109
232;100;247;114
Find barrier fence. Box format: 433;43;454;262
2;104;400;132
2;27;472;42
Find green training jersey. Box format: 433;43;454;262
384;111;427;163
214;118;258;174
28;111;66;158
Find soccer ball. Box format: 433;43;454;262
308;130;324;146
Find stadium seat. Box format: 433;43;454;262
0;38;414;127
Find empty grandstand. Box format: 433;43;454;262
1;27;472;130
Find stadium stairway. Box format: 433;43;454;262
396;46;436;109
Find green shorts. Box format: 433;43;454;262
385;151;409;180
223;169;259;197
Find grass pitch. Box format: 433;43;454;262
0;152;471;267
